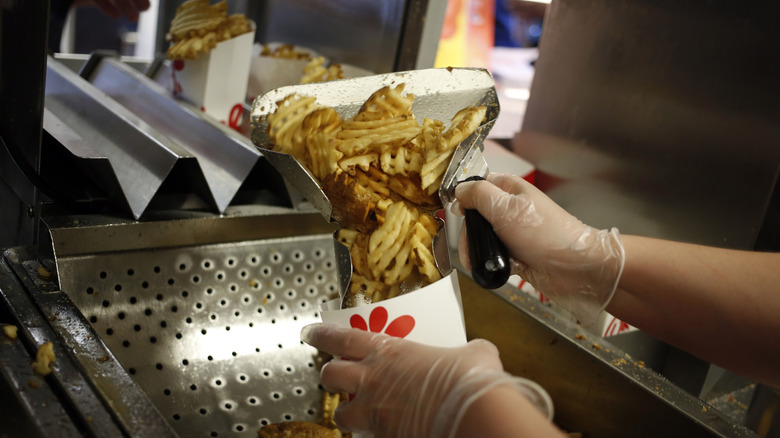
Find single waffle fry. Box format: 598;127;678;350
338;153;378;175
348;232;372;280
354;84;415;122
339;126;421;156
420;106;486;192
168;1;227;41
301;107;343;136
442;105;487;149
367;201;414;281
410;221;442;283
267;94;319;159
380;146;423;176
306;132;343;180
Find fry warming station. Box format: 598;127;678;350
1;1;776;438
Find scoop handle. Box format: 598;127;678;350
462;176;511;289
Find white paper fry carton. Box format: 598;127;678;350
319;270;467;348
246;42;376;98
247;43;318;98
169;28;255;125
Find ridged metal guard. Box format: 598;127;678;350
57;235;339;438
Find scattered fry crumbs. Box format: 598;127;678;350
3;325;18;339
32;342;56;376
574;333;587;341
37;266;52;279
591;343;603;350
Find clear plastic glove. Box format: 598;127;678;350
301;323;554;438
453;173;625;326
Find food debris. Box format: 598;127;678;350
634;360;645;368
612;358;628;366
32;342;56;376
37;266;52;280
249;279;258;288
28;380;40;389
3;325;18;339
574;334;587;341
591;343;603;350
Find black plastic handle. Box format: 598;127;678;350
462;176;511;289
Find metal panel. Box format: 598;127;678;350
513;0;780;249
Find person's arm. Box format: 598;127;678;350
454;173;780;388
608;236;780;387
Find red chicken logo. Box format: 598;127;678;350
349;307;415;338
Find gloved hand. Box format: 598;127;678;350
301;323;554;438
453;173;625;326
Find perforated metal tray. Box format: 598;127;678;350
41;209;340;438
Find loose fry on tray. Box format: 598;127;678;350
266;83;486;303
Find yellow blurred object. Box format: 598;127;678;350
434;0;495;69
32;342;56;376
3;325;18;340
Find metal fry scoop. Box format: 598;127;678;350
250;67;510;297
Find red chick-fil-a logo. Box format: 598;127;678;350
604;317;631;337
349;307;415;338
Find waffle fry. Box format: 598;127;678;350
261;44;312;60
166;0;252;60
301;57;345;84
354;84;415;122
266;84;485;303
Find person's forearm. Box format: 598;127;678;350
606;235;780;387
454;385;565;438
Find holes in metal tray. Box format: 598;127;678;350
75;242;340;437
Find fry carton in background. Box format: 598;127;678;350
246;43;317;98
246;43;376;99
168;26;255;126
